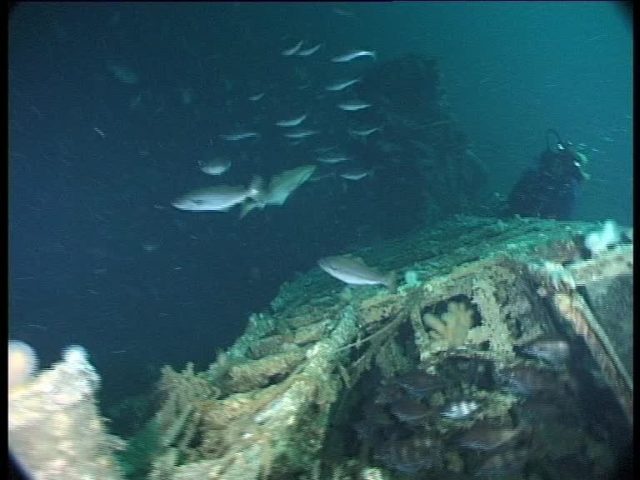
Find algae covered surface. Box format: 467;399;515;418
121;216;632;480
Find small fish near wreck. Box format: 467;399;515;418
281;40;303;56
107;63;139;84
395;370;444;399
517;337;570;367
199;156;231;176
240;164;317;217
474;446;530;478
338;100;372;112
374;435;443;474
172;177;262;212
283;129;319;139
316;152;350;164
390;398;430;424
248;92;265;101
296;43;323;57
348;126;382;137
339;167;373;181
325;77;361;92
318;255;396;291
275;113;308;128
458;422;524;451
441;400;479;419
494;364;558;396
331;49;377;63
219;131;260;141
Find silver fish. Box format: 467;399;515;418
275;114;308;127
172;177;262;212
441;400;479;419
219;131;260;141
375;436;442;474
199;157;231;176
315;146;339;154
107;63;139;84
281;40;303;56
332;7;355;17
518;338;570;367
262;164;316;205
241;165;317;216
475;447;529;477
458;423;523;451
494;365;556;396
316;153;350;164
396;371;444;398
339;168;373;181
318;255;395;290
283;129;319;139
179;88;194;105
338;100;371;111
325;78;361;91
390;399;430;423
248;92;265;101
296;43;323;56
349;126;381;137
331;49;377;62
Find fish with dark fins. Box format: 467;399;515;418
458;421;525;451
494;365;557;396
395;370;444;399
474;447;529;477
375;381;407;405
353;408;395;442
390;398;430;424
375;435;443;474
517;338;570;367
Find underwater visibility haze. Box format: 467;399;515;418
8;3;633;479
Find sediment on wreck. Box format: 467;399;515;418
139;215;632;480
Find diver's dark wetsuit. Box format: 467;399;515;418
505;130;588;221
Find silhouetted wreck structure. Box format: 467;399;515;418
350;54;489;227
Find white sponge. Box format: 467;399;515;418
8;340;38;389
584;220;621;256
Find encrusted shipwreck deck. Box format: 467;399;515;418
147;215;632;480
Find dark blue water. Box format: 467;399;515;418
9;3;632;414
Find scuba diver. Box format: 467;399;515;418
504;129;590;220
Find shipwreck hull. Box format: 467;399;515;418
148;216;632;480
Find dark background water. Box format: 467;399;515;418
8;3;632;418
